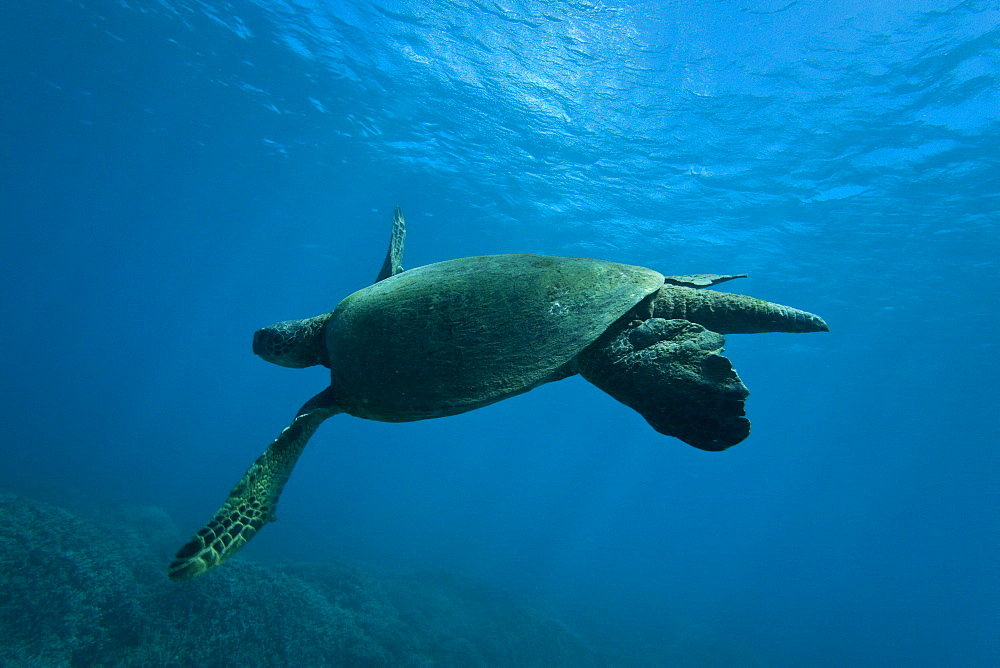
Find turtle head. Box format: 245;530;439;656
253;313;331;368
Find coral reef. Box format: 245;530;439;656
0;493;608;666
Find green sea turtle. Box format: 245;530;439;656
169;207;828;580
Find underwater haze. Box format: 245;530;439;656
2;0;998;665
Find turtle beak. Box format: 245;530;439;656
252;327;277;360
251;316;329;369
252;325;297;367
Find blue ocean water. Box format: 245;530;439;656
1;0;997;664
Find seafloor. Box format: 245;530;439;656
1;492;633;666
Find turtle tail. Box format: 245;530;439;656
168;390;340;581
649;285;829;334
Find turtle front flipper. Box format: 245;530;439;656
578;319;750;451
650;285;829;334
168;390;340;580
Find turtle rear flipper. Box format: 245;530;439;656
375;206;406;282
578;319;750;451
168;389;340;580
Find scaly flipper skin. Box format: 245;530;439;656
168;393;339;581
